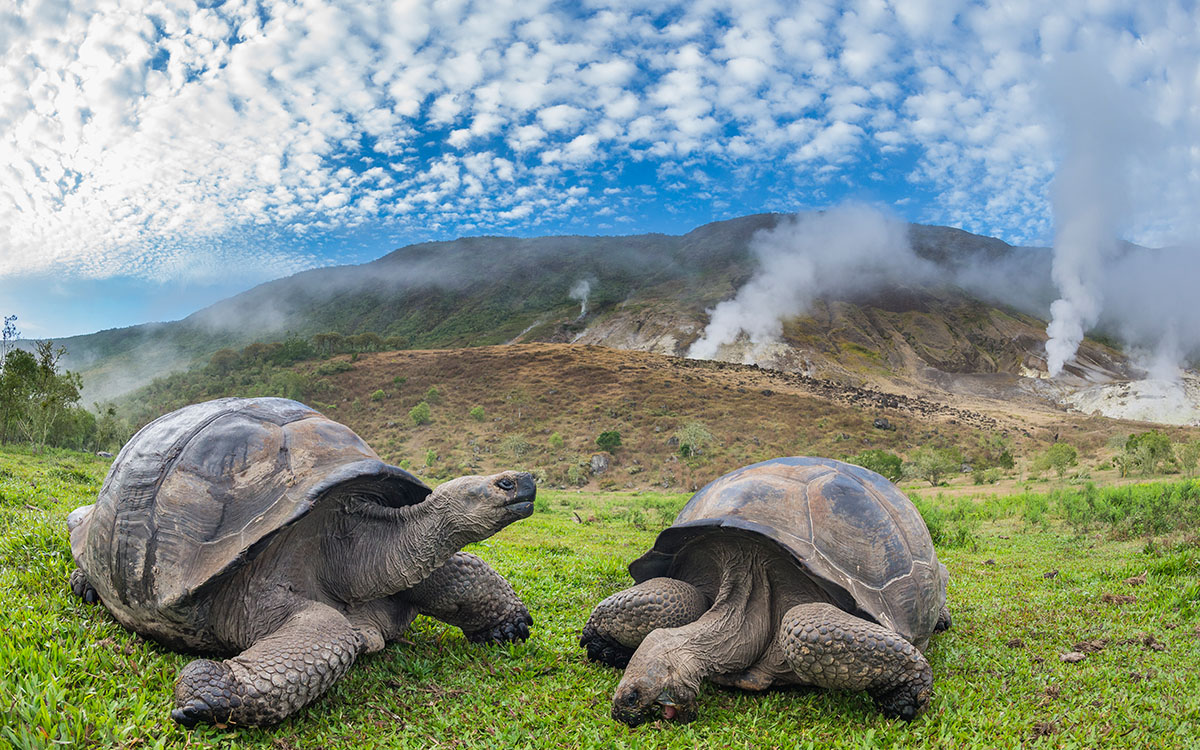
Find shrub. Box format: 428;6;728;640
424;386;442;404
548;432;565;450
849;449;902;482
469;405;485;421
1033;442;1078;478
674;421;714;459
424;449;437;467
906;446;962;487
315;360;354;376
501;434;532;458
566;463;589;486
1123;431;1175;476
596;430;622;453
1180;441;1200;477
910;493;979;550
409;401;431;426
370;389;386;402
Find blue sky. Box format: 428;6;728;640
1;0;1198;339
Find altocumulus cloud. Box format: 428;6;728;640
1;0;1198;283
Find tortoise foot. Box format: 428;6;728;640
933;604;952;633
465;607;533;644
172;659;243;728
870;674;932;721
580;624;635;669
69;568;100;604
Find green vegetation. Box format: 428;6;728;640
548;432;565;450
3;446;1200;748
1118;431;1176;477
848;449;903;482
906;446;962;487
1033;442;1078;478
674;421;714;459
0;321;127;452
409;401;432;426
595;430;622;453
469;405;486;422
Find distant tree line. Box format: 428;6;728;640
0;316;129;452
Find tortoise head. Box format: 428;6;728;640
428;470;537;542
611;638;699;726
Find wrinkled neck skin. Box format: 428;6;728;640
614;541;775;724
318;490;488;603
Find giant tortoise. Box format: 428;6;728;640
68;397;536;727
581;456;950;725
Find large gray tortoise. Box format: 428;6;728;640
68;397;536;728
581;456;950;726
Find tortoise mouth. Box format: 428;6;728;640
503;500;535;518
613;690;695;727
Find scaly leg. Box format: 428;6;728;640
580;577;708;668
404;552;532;643
934;603;952;634
68;567;100;605
779;602;933;721
171;601;363;728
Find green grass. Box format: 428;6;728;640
2;446;1199;748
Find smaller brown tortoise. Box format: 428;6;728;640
581;457;950;726
68;397;536;727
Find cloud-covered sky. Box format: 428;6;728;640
2;0;1198;338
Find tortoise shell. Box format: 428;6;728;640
68;397;428;645
629;457;947;649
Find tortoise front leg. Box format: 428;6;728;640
172;601;362;728
580;577;709;668
778;602;933;721
404;552;532;644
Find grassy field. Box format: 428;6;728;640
2;445;1199;749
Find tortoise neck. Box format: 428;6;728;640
319;498;462;603
636;542;776;690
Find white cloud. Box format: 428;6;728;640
0;0;1196;292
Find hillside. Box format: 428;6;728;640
47;211;1192;425
119;343;1198;492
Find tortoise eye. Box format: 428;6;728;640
497;478;515;491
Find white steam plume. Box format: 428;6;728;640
569;279;592;319
1043;52;1145;377
687;205;927;360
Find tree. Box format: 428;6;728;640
1;315;18;358
907;446;962;487
675;421;714;459
849;449;903;482
1034;442;1078;478
0;348;37;444
19;341;83;450
1179;441;1200;477
312;332;346;356
1124;431;1175;476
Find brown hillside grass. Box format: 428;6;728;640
292;344;1195;492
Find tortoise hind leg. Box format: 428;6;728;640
778;602;933;721
933;604;952;634
580;577;709;668
68;568;100;604
405;552;533;644
172;601;362;728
